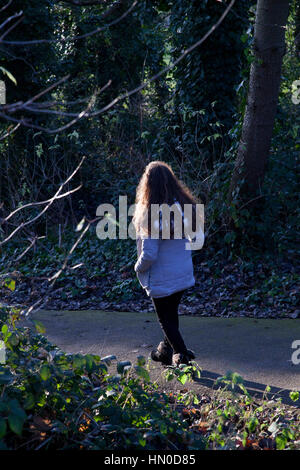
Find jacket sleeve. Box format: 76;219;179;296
134;236;161;273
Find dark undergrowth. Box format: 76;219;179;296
0;308;299;450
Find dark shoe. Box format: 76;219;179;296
151;341;172;366
172;349;195;367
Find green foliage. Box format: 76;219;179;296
1;224;298;314
157;0;255;167
289;391;299;402
0;0;298;263
164;361;201;386
0;307;207;450
0;2;299;452
0;300;299;451
164;365;299;450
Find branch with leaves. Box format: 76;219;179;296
0;0;236;134
0;1;136;45
59;0;123;13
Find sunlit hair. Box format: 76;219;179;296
132;161;200;238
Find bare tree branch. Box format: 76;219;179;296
0;156;86;246
0;122;20;140
0;0;236;134
1;1;137;45
0;0;236;142
0;12;23;42
0;10;22;32
3;185;82;223
0;78;111;133
2;75;70;113
0;0;13;14
15;235;45;262
22;218;95;316
48;218;92;281
0;46;37;74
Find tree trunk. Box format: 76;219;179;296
229;0;290;200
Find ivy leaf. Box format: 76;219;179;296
33;320;46;334
85;354;95;372
23;393;35;410
0;368;14;385
4;279;15;291
137;355;146;366
134;365;150;382
0;418;6;439
1;324;8;335
247;417;258;433
40;365;51;381
275;434;287;450
289;391;299;402
8;414;25;436
178;373;188;385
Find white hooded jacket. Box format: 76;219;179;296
134;200;204;298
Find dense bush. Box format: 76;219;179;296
0;306;207;450
0;1;298;260
0;307;299;450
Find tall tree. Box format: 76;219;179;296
229;0;291;200
171;0;251;133
166;0;253;169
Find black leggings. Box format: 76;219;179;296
151;289;187;354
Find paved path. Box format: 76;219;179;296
24;310;300;405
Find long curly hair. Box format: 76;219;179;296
132;161;200;238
